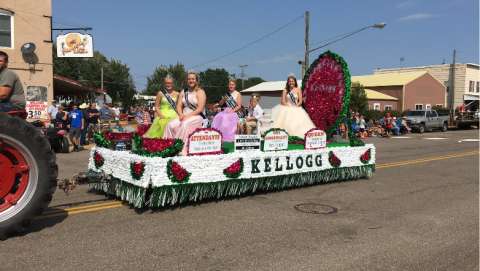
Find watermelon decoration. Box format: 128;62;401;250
360;149;371;164
130;161;145;180
328;151;341;168
302;51;351;137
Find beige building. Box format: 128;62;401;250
374;63;480;109
0;0;53;104
351;71;446;111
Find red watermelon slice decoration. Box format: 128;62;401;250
360;149;371;164
302;51;351;136
328;151;341;168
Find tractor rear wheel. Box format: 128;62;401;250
0;113;57;238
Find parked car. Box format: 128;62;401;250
405;110;449;133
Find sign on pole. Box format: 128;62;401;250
56;33;93;58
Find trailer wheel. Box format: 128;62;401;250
0;113;57;238
418;124;425;134
60;136;70;153
441;122;448;132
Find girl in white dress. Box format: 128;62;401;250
271;75;315;137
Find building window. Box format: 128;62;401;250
426;104;431;110
415;104;423;110
477;81;479;93
384;105;392;111
469;81;475;92
373;103;380;111
0;10;13;48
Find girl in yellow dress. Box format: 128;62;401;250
143;75;179;138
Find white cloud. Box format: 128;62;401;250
397;13;438;22
396;0;415;9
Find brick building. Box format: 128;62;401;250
351;71;446;111
374;63;480;109
0;0;53;104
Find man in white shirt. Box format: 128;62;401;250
244;95;263;134
47;100;58;121
112;105;120;121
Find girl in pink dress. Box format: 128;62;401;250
211;79;243;141
163;71;206;155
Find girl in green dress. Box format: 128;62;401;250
143;75;179;138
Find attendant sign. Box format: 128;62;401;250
263;129;288;152
235;135;261;151
188;128;223;155
304;128;327;150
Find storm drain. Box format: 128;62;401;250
294;203;337;215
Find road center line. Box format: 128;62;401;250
36;150;479;219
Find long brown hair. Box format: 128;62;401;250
285;75;298;92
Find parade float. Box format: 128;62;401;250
87;51;376;208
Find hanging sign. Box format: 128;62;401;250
263;129;288;152
234;134;261;151
56;33;94;58
304;128;327;150
188;128;223;155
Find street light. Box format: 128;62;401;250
308;22;386;54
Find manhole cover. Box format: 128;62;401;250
294;203;337;214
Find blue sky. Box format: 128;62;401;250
52;0;479;91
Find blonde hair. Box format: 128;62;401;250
187;70;201;91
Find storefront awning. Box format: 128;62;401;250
463;93;479;101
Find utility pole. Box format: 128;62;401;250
303;11;310;77
100;66;104;90
449;49;456;114
239;64;248;90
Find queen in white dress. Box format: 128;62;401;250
271;75;315;137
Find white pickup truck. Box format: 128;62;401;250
405;110;449;133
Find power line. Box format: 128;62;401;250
189;14;304;69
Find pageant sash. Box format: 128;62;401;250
184;89;206;119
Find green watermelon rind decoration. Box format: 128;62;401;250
301;50;351;139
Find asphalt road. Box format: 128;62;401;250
1;130;478;271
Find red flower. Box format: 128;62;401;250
223;159;244;178
94;151;104;168
136;124;151;137
328;151;341;168
130;161;145;180
167;160;191;183
142;138;175;153
303;53;346;132
360;149;371;164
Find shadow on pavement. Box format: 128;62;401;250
6;208;68;239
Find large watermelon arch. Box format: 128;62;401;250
302;51;351;138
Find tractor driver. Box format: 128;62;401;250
0;51;26;112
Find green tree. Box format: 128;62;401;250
103;59;136;108
236;77;265;91
350;82;368;114
199;68;230;103
144;63;187;95
53;46;136;107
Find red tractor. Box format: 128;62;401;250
0;111;57;238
